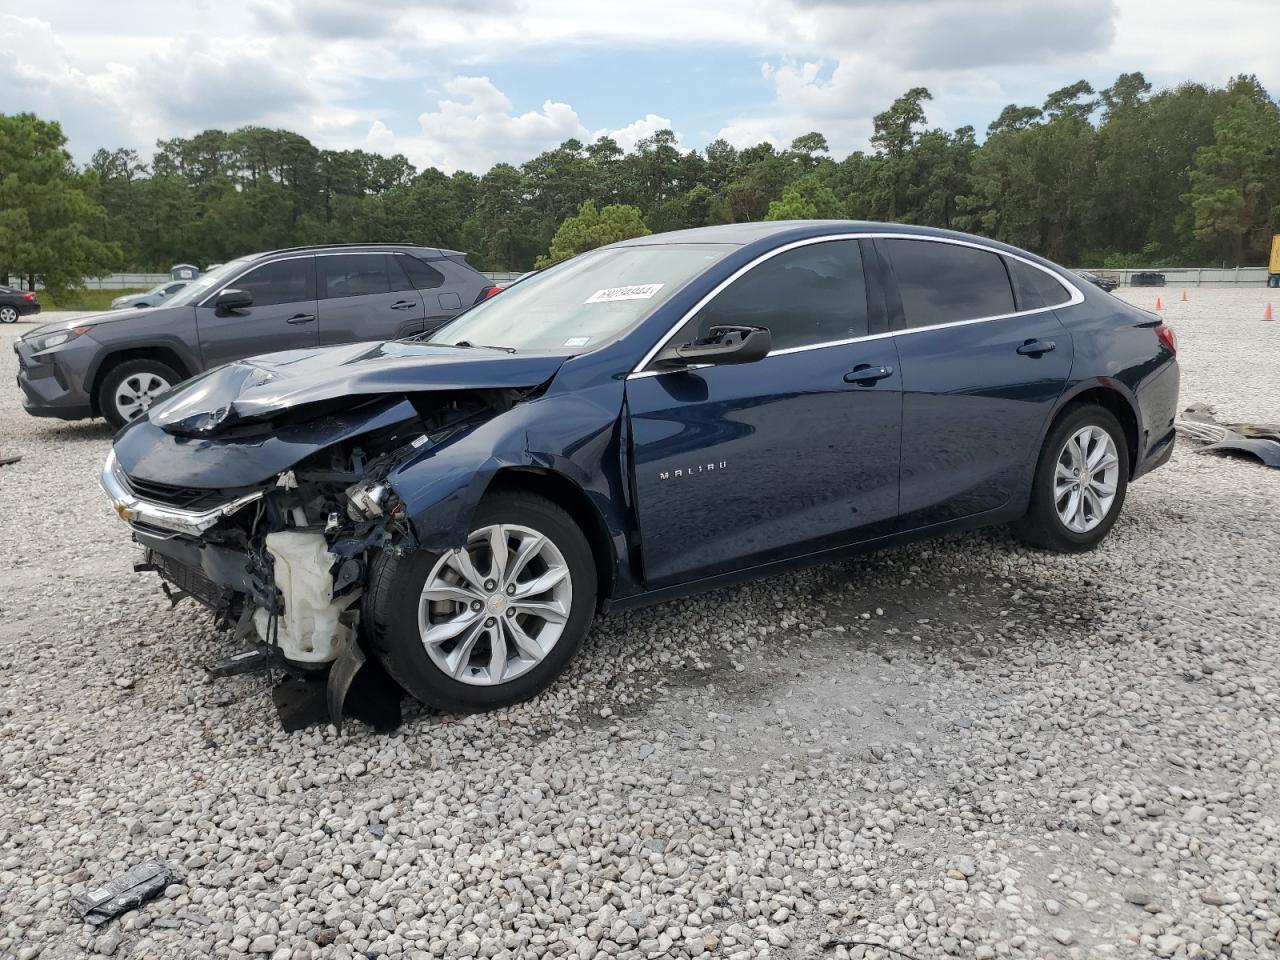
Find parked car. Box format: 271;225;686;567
1131;271;1166;287
110;280;191;310
1077;270;1118;293
16;244;498;427
99;222;1180;721
0;286;40;323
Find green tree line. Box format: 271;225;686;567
2;70;1278;290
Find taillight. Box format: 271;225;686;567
23;292;35;302
1155;323;1176;355
473;285;502;304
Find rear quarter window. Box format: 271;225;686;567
397;255;445;290
1005;257;1072;311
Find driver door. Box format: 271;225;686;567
624;239;903;586
195;256;319;368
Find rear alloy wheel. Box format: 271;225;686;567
98;359;180;429
0;305;18;324
366;490;596;712
1015;404;1129;552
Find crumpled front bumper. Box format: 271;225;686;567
100;449;264;537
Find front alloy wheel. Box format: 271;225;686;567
366;489;596;712
419;523;572;686
98;358;182;429
114;371;172;422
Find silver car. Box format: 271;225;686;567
110;280;192;310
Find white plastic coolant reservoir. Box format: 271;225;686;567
253;531;360;664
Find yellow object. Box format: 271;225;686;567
1270;233;1280;274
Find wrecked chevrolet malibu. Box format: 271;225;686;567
101;222;1179;724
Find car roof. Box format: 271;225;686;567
608;220;1064;268
248;243;464;261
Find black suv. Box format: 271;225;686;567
15;244;497;427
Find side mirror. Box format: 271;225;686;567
654;325;771;369
214;288;253;314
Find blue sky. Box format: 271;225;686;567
1;0;1276;172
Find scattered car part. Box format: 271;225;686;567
1175;404;1280;468
71;859;179;925
0;454;20;467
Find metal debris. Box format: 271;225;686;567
71;858;179;925
1175;404;1280;468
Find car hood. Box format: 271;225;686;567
22;304;178;339
114;340;570;488
147;340;571;437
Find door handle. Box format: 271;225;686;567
844;363;894;385
1016;339;1056;356
285;313;316;324
391;300;416;311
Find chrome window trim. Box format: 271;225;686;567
627;231;1084;379
195;251;393;308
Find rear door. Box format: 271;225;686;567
195;256;319;368
316;253;426;344
876;237;1075;529
397;254;467;334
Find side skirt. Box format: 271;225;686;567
601;503;1024;614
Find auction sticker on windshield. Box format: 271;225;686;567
584;283;664;304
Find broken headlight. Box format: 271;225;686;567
345;481;389;521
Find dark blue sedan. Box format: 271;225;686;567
102;221;1179;717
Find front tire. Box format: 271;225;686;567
98;358;180;429
366;489;597;712
1015;405;1129;553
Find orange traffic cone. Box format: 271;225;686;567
1155;296;1163;311
1266;303;1274;321
1181;290;1188;302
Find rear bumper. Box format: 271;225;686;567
1133;428;1175;480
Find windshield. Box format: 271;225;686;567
165;258;253;307
428;244;733;353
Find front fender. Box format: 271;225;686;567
387;381;629;555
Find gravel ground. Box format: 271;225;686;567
1;288;1278;960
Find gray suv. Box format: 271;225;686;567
15;244;497;427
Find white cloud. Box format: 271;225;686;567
3;0;1279;174
355;77;587;172
596;114;684;153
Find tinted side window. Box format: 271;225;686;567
1005;257;1071;310
692;240;868;351
319;254;390;299
881;239;1015;328
397;255;445;290
233;258;314;307
164;283;186;295
387;255;416;292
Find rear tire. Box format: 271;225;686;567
98;358;180;429
1014;404;1129;553
0;305;18;324
365;489;597;712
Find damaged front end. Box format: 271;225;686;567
100;342;565;730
